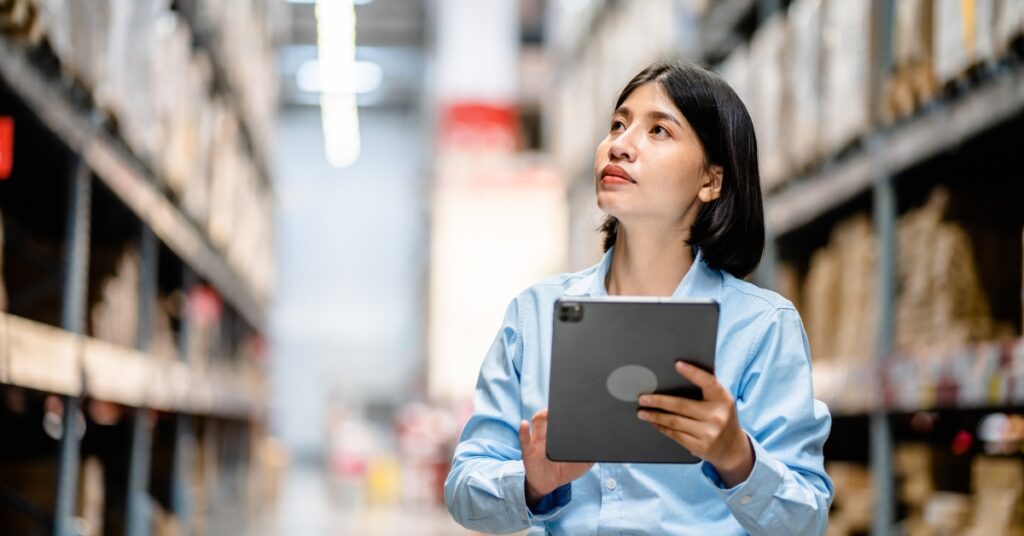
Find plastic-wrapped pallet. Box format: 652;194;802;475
785;0;823;174
896;188;1008;351
996;0;1024;55
822;0;875;155
883;0;937;122
748;15;788;191
934;0;997;86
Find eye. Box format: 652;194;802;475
610;119;625;132
651;125;670;138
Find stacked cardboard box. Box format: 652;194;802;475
825;461;873;535
801;215;876;361
963;456;1024;535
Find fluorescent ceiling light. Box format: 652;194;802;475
316;0;361;168
296;59;383;94
289;0;373;4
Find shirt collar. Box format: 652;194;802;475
563;246;722;300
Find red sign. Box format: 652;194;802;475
0;117;11;180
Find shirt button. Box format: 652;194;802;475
605;478;617;491
739;495;752;505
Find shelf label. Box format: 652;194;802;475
0;117;11;180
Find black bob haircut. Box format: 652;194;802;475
600;61;765;279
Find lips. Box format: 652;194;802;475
600;164;635;183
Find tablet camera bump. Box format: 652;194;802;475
606;365;658;403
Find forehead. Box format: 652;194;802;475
617;83;680;117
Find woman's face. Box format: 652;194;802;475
594;82;720;231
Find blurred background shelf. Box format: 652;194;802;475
0;37;267;332
815;338;1024;417
767;63;1024;236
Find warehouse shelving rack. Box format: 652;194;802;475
552;0;1023;533
697;0;1024;534
0;19;269;536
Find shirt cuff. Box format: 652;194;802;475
700;434;784;518
527;483;572;518
503;461;573;523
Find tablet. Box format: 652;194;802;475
546;297;719;463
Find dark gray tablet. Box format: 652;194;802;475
546;297;719;463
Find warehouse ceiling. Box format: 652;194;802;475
277;0;428;108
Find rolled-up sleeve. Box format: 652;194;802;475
444;298;568;533
700;307;834;535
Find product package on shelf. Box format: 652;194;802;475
996;0;1024;55
801;214;876;362
0;0;43;42
748;15;789;191
963;456;1024;536
933;0;998;87
89;245;178;360
821;0;875;156
784;0;823;175
896;188;1012;352
825;461;872;536
883;0;938;122
90;245;140;348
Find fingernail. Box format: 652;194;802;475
676;361;687;371
637;411;649;420
638;395;651;405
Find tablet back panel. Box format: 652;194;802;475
546;298;719;463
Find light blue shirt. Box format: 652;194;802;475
445;247;834;535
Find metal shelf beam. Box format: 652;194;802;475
766;65;1024;236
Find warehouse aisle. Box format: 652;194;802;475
261;463;482;536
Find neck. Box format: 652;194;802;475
605;222;694;296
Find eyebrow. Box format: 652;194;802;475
613;106;682;127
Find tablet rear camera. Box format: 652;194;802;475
559;303;583;323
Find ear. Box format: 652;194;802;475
698;164;723;203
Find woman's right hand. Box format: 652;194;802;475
518;409;594;507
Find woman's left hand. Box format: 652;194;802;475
637;361;754;487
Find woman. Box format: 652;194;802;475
444;62;833;535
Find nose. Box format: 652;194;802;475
608;128;637;162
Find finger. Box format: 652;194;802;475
636;409;702;436
651;422;702;452
637;394;708;420
518;420;531;447
675;361;728;400
532;410;549;443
